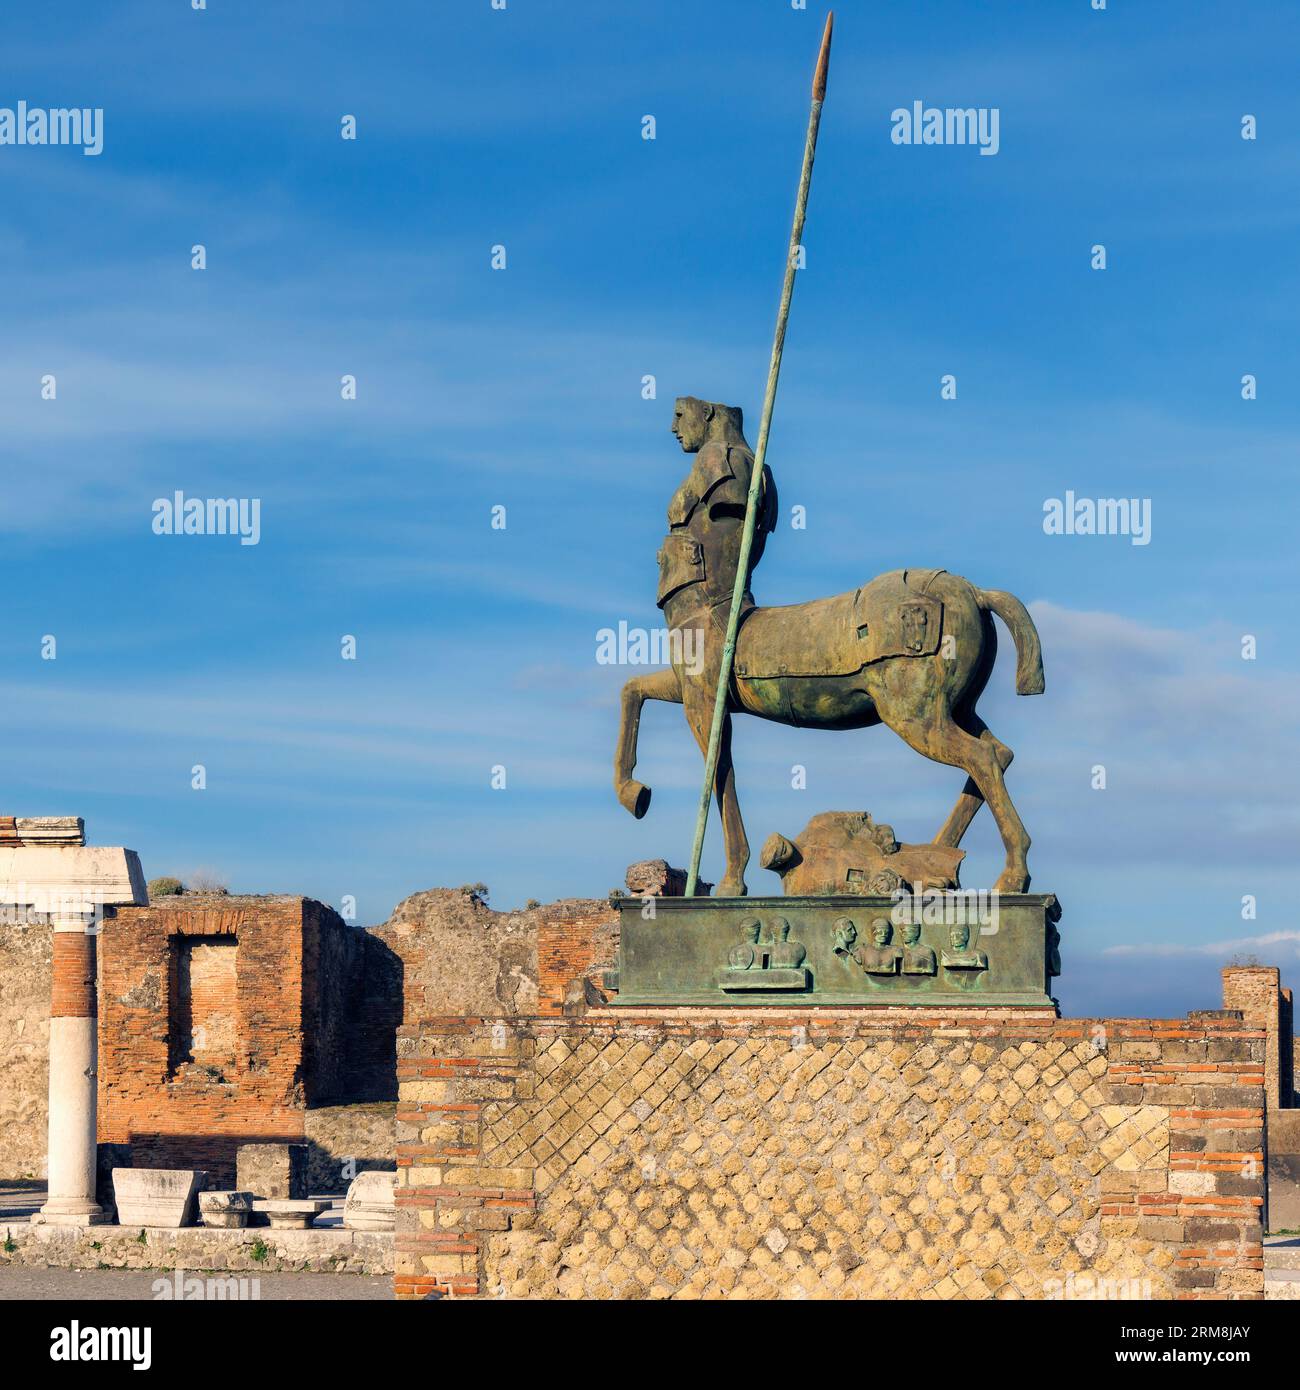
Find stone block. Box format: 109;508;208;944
624;860;710;898
197;1191;255;1229
236;1143;309;1200
14;817;85;846
1268;1112;1300;1233
252;1199;331;1230
112;1168;206;1228
343;1170;396;1231
1137;1217;1184;1242
1169;1170;1216;1197
0;844;146;915
1185;1218;1249;1245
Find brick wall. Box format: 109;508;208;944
395;1010;1266;1300
535;900;618;1016
335;932;403;1102
303;899;365;1102
4;883;621;1181
1282;988;1295;1108
101;897;318;1183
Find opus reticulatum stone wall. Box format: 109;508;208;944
395;1009;1265;1300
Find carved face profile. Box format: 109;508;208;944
902;922;921;946
670;396;742;455
671;396;706;453
950;924;970;949
871;918;892;947
833;917;857;952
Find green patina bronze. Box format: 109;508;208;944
612;16;1046;902
611;894;1060;1009
613;392;1046;899
608;16;1061;1011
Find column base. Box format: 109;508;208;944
32;1200;110;1227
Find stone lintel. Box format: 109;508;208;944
0;845;147;915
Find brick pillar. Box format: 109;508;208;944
1280;988;1295;1108
395;1020;537;1298
36;915;108;1226
1223;966;1282;1109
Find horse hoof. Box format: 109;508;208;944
759;833;796;872
993;869;1029;894
617;780;651;819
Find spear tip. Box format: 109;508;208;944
812;11;833;101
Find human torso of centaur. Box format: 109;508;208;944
656;439;777;624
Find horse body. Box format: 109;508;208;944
614;567;1043;897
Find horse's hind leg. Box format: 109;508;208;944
615;666;682;818
933;710;1014;850
882;702;1030;893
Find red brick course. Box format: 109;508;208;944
50;930;96;1018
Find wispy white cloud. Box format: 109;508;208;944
1103;930;1300;959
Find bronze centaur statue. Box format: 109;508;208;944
613;396;1044;898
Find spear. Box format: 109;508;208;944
685;12;834;897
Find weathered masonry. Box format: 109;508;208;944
395;1009;1266;1300
99;895;400;1185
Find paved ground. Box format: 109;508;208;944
0;1266;391;1300
1265;1234;1300;1299
0;1185;44;1222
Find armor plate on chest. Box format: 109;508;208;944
656;533;706;607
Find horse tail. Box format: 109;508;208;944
975;588;1045;695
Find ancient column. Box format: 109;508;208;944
0;827;147;1227
40;911;107;1224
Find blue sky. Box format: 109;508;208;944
2;0;1298;1016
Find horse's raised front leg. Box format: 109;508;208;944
614;666;682;818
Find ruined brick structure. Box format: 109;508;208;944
87;887;619;1186
98;895;400;1184
2;881;622;1188
395;1010;1266;1300
1222;965;1300;1231
370;889;617;1023
1222;966;1296;1109
535;901;619;1016
3;866;1293;1299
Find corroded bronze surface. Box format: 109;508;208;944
612;894;1060;1009
614;397;1046;898
760;810;964;896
